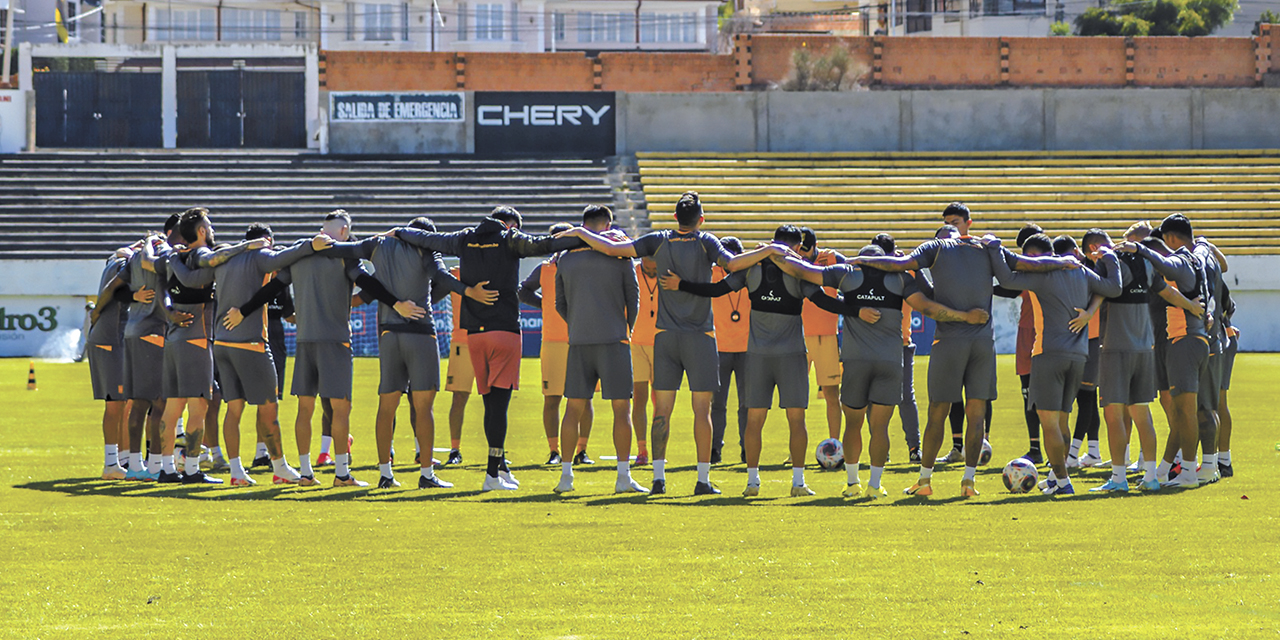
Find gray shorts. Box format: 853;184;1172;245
162;338;214;400
1153;339;1168;391
87;344;126;401
213;343;278;405
1098;350;1156;406
1165;336;1209;397
1221;334;1238;390
653;330;720;393
1198;352;1223;412
841;358;903;409
566;342;633;400
927;337;998;403
744;352;809;409
1081;337;1101;387
293;341;354;399
378;331;441;394
1029;353;1085;413
124;336;165;401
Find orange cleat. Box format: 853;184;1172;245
960;479;979;497
903;480;933;496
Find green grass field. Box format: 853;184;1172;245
1;354;1277;638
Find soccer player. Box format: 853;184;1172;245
442;265;471;467
87;242;149;479
1003;223;1047;465
564;192;786;495
709;236;750;465
518;224;596;466
986;232;1122;495
393;206;583;492
1192;234;1227;483
1216;279;1238;477
1055;235;1104;470
772;244;988;498
869;233;923;463
630;257;659;466
853;203;1075;497
1117;215;1213;488
662;225;831;497
798;228;846;442
552;205;646;494
194;222;332;485
325;216;494;489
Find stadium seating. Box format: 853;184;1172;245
0;153;612;259
637;150;1280;256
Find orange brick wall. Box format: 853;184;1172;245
325;51;457;91
599;53;736;92
1133;37;1257;87
1006;37;1126;87
881;37;1002;86
462;52;594;91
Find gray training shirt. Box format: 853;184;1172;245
327;236;466;334
555;247;640;345
717;264;817;356
1133;244;1210;341
1100;254;1166;353
631;229;734;334
123;249;169;339
909;238;1015;341
822;264;917;363
87;255;131;347
990;248;1122;360
276;239;367;343
195;242;318;343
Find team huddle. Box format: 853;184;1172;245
83;194;1239;497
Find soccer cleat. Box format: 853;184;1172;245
782;453;793;465
709;449;722;465
903;480;933;496
315;453;334;467
960;479;979;497
418;475;453;489
553;475;575;494
573;450;595;465
297;474;321;487
376;475;400;489
1139;479;1162;491
444;449;463;466
1169;462;1184;478
499;469;520;488
936;448;964;464
545;451;562;465
272;465;301;485
229;475;256;487
842;483;864;498
634;453;649;466
1197;470;1221;485
137;469;161;483
790;484;815;497
1078;453;1106;468
1065;456;1080;469
481;474;519;492
908;448;922;464
694;481;721;496
1021;450;1044;465
1126;459;1142;473
1162;475;1199;489
1219;463;1234;478
102;465;127;480
207;456;229;472
1042;480;1075;495
742;484;760;497
251;454;271;468
1091;478;1130;493
1037;477;1050;490
334;474;368;488
157;471;183;484
650;479;666;495
615;478;650;494
181;471;223;484
865;485;889;499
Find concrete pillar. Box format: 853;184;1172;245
898;91;913;152
305;44;320;149
18;42;32;91
161;45;176;149
614;91;628;155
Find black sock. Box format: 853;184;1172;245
482;387;513;477
984;400;993;435
948;402;964;449
1021;374;1040;449
1073;388;1099;444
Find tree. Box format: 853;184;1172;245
1255;9;1280;35
1074;0;1237;36
777;46;866;91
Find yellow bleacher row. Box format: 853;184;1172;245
637;152;1280;256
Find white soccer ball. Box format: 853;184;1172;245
1002;457;1039;493
979;439;993;466
815;438;844;470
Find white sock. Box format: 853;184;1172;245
175;417;184;437
1201;453;1217;473
1220;450;1231;465
335;453;350;477
1143;461;1157;482
1174;449;1183;465
845;462;860;485
792;467;804;487
920;466;933;481
869;465;884;489
1068;438;1082;458
420;465;435;479
963;466;976;482
616;460;630;480
561;461;574;477
130;451;142;470
1156;460;1172;481
299;454;313;477
147;454;161;474
1136;450;1145;466
696;462;710;484
1087;441;1100;457
211;446;223;460
104;445;118;467
320;436;333;455
1047;469;1058;483
255;442;268;459
271;457;287;474
1111;464;1126;483
1124;444;1131;464
229;457;247;478
161;455;176;474
653;459;666;481
185;456;200;475
747;467;760;486
378;462;392;478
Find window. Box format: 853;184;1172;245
475;3;504;40
364;3;396;40
640;13;695;43
346;3;356;40
66;1;78;38
223;9;282;41
509;1;518;41
402;2;410;41
294;11;309;39
553;11;566;41
154;8;215;41
580;12;636;43
457;2;468;39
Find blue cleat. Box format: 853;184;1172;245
1042;479;1075;495
1139;479;1161;491
1090;479;1129;493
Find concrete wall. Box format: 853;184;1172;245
328;120;471;154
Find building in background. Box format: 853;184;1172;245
2;0;105;46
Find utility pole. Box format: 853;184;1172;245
2;0;15;88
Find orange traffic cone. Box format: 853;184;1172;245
26;360;36;391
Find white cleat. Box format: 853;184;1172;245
1162;474;1200;489
499;469;520;488
1079;453;1106;468
742;484;760;497
790;484;816;497
1065;456;1081;469
271;464;302;485
1126;460;1142;473
553;474;575;494
615;478;650;494
482;474;519;492
1196;469;1221;485
101;465;127;480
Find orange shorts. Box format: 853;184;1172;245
468;330;522;395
